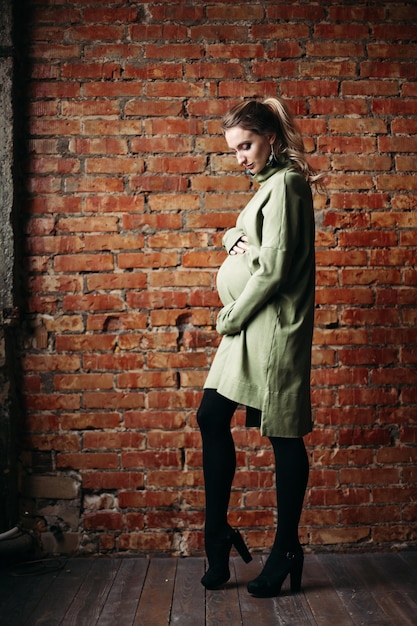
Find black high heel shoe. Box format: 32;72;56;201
247;549;304;598
201;526;252;590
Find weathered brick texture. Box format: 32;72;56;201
17;0;417;555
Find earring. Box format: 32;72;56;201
267;144;278;167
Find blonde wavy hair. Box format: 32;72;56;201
221;97;322;186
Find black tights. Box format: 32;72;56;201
197;389;309;553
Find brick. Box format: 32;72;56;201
83;512;124;531
22;475;80;499
56;335;117;352
83;472;144;491
360;61;417;79
372;487;417;505
182;250;226;268
82;353;145;371
311;367;369;387
338;231;397;248
31;43;81;59
121;451;180;469
318;136;376;153
124;410;186;430
63;294;124;312
147;430;200;450
340;307;399;326
316;250;367;267
314;24;370;40
118;252;178;269
146;82;204;98
401;427;417;444
86;274;146;291
342;504;401;525
311;443;374;463
118;490;178;509
148;232;207;249
26;394;81;411
377;175;417;191
57;452;119;470
146;470;201;488
309;488;370;507
340;269;401;285
332;155;391;171
125;99;182;116
70;25;124;41
54;373;114;391
309;469;338;488
85;157;144;175
372;525;417;544
340;467;400;486
300;61;357;78
84;432;145;450
310;98;368;115
339;427;392;446
61;412;121;430
84;234;145;252
330;118;387;135
185;62;244;80
67;93;125;118
83;7;140;23
379;136;417;153
208;43;265;60
117;371;178;389
129;174;189;193
70;138;128;155
83;392;146;410
148;351;207;370
24;433;81;451
307;42;363;58
311;527;370;545
150;308;210;327
131;137;192;154
316;288;374;306
396;156;417;172
117;331;178;351
118;532;171;552
341;80;399;96
146;156;205;174
330;5;385;21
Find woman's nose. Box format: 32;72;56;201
237;152;246;165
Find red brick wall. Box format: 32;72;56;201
19;0;417;555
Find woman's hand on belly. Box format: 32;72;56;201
229;235;249;255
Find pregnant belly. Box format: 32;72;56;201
216;253;252;305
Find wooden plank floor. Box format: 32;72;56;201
1;551;416;626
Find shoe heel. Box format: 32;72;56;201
231;529;252;563
289;558;303;592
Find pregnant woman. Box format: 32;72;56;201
197;97;322;597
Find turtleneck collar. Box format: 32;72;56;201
254;155;291;183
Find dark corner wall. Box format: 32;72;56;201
0;0;18;534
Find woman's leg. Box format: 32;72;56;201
247;436;309;597
269;436;309;554
196;388;238;538
197;389;253;589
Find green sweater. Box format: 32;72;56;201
204;161;315;437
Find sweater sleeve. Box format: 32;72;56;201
216;171;305;336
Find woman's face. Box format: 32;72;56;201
224;126;275;175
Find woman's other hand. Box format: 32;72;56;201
229;235;249;255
